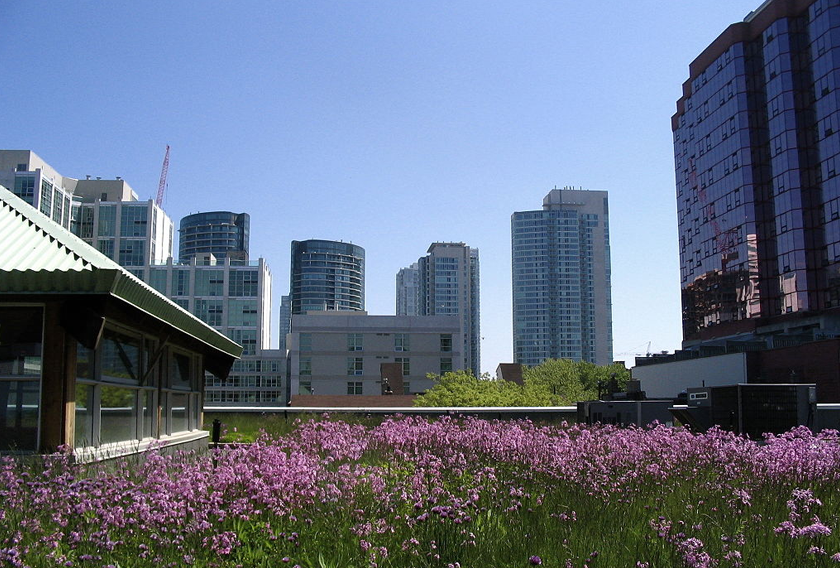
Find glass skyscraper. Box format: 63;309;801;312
511;188;613;367
408;243;481;375
179;211;250;262
673;0;840;345
290;239;365;314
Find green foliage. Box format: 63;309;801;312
522;359;630;405
415;360;630;407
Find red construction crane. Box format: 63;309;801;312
155;145;170;207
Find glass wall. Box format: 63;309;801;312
0;306;42;452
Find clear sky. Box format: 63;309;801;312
2;0;765;374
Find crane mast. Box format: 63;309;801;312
156;145;170;207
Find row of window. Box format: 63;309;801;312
298;333;453;353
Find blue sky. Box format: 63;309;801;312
2;0;764;373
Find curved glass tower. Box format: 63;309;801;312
290;239;365;314
179;211;249;261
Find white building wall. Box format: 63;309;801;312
631;352;748;399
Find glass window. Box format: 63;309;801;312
98;205;116;237
194;299;223;326
299;333;312;351
394;333;409;352
395;357;410;376
299;357;312;376
40;180;53;216
120;206;148;237
118;239;145;266
99;385;137;445
299;381;313;395
228;329;257;355
440;334;453;352
440;358;453;374
97;239;115;260
228;299;257;326
347;333;363;351
347;381;363;395
169;352;194;390
195;270;224;296
172;270;189;296
148;269;168;294
347;357;363;375
229;270;259;296
100;328;141;385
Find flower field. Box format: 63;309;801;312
2;416;840;567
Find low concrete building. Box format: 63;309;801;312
287;311;463;402
0;187;241;459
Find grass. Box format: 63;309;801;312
2;417;840;567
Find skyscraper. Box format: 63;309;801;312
401;243;480;374
179;211;250;262
673;0;840;345
395;262;420;316
511;188;613;367
290;239;365;314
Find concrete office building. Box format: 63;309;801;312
396;263;420;316
179;211;250;262
400;243;481;374
146;256;285;405
290;239;365;314
287;311;463;400
0;150;78;230
673;0;840;345
512;188;613;367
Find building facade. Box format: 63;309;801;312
406;243;481;375
396;262;420;316
287;311;463;398
673;0;840;345
511;188;613;367
290;239;365;314
146;256;285;405
179;211;250;262
75;198;174;281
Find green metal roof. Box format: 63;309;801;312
0;185;243;364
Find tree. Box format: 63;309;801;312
522;359;630;405
414;360;631;407
413;370;526;407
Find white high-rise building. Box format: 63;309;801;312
511;188;613;366
399;243;480;375
395;263;420;316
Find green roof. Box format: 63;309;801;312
0;185;243;367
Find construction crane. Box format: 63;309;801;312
155;145;170;207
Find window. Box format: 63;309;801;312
194;299;223;326
394;357;410;376
299;357;312;376
174;270;190;296
229;270;259;296
299;381;313;395
440;334;453;352
120;206;148;237
347;357;363;375
195;270;224;296
403;381;411;395
299;333;312;351
347;333;363;351
394;333;409;352
0;306;43;452
347;381;363;395
118;239;145;266
228;299;257;326
98;205;116;237
440;358;453;374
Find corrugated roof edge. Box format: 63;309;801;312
0;185;243;361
